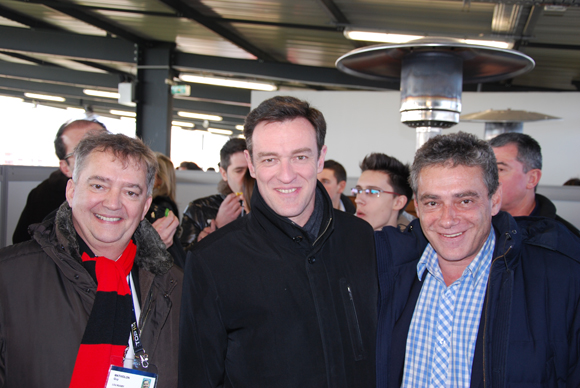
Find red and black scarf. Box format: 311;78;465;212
69;240;137;388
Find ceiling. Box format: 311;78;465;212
0;0;579;137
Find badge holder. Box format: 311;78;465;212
105;314;158;387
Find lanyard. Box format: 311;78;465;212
127;275;150;370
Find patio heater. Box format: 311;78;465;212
460;108;560;140
336;38;535;149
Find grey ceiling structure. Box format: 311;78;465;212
0;0;579;154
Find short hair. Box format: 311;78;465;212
220;138;247;171
243;96;326;157
360;153;413;214
54;119;107;160
73;133;158;196
564;178;580;186
410;132;499;198
489;132;542;172
323;160;347;183
154;153;177;202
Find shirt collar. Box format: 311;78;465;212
417;228;496;287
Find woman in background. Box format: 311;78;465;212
147;153;186;268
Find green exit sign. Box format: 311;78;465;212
171;85;191;96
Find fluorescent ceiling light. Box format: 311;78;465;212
344;29;424;43
235;125;244;131
178;111;222;121
0;96;24;103
110;109;136;117
24;93;65;102
180;74;277;91
208;128;233;136
83;89;120;99
171;126;183;131
461;39;513;49
237;134;246;139
172;120;195;128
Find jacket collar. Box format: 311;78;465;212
250;180;334;250
42;202;173;275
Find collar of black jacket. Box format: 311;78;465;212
41;202;174;275
250;180;334;250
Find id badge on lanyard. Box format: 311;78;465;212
105;274;158;387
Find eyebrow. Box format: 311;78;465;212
419;191;480;201
256;147;314;159
87;175;144;192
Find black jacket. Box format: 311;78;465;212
13;169;68;244
179;182;378;388
179;194;224;251
0;203;183;388
376;212;580;387
531;193;580;238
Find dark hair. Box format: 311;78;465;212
54;119;107;160
323;160;347;183
73;133;158;196
360;153;413;215
410;132;499;198
179;161;202;170
243;96;326;157
220;138;247;171
489;132;542;172
564;178;580;186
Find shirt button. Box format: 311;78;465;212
308;257;316;264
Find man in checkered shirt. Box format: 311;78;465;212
375;132;580;387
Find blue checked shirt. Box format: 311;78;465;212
401;229;495;388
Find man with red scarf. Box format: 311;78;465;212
0;133;182;387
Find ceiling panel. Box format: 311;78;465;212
528;7;580;45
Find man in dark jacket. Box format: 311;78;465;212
179;138;248;250
179;96;377;388
490;132;580;237
376;132;580;387
12;119;108;244
318;159;356;213
0;133;182;388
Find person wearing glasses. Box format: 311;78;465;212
352;153;413;231
13;119;108;244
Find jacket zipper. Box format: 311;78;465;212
482;244;512;388
340;279;365;361
139;289;154;332
312;218;332;247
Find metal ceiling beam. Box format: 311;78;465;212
174;52;400;90
35;0;153;46
314;0;350;25
157;0;280;62
0;26;136;63
0;3;60;30
0;51;64;67
0;61;120;88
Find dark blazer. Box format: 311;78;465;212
375;212;580;387
179;182;378;388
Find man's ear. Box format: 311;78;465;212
219;166;228;182
60;160;73;178
317;145;328;174
244;150;256;178
526;169;542;190
392;195;408;212
491;185;502;216
141;196;153;221
337;180;346;195
65;179;75;207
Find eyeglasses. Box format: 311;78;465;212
351;187;400;198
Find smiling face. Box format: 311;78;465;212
220;151;248;194
415;164;501;272
355;170;406;230
245;117;327;227
66;150;152;259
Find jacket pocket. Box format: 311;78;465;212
340;278;366;361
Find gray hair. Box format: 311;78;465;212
72;133;158;196
488;132;542;172
410;132;499;198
